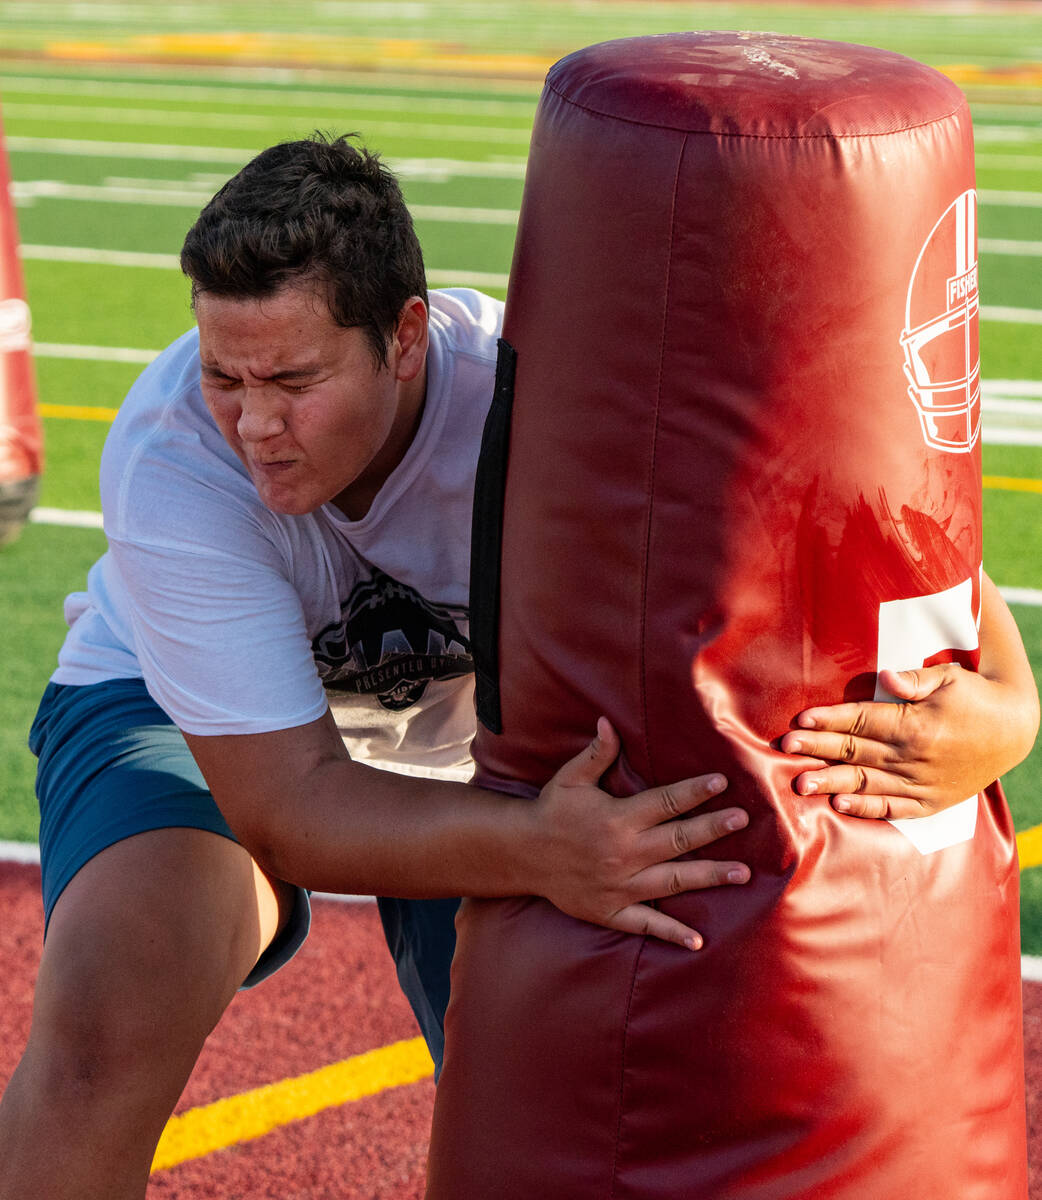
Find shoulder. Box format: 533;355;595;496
428;289;504;361
102;326;205;458
99;326;257;544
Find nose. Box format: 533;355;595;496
236;385;287;443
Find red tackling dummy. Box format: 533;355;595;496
427;33;1026;1199
0;105;43;544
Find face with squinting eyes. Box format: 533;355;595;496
196;283;428;521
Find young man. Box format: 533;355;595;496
0;135;1035;1200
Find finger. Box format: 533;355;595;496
551;716;620;787
789;699;907;745
608;902;705;949
829;792;892;819
792;763;917;800
622;771;730;831
640;804;748;861
877;664;949;703
831;794;936;820
630;857;751;899
780;728;898;769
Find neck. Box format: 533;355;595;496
332;365;428;521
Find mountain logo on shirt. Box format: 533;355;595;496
311;568;472;711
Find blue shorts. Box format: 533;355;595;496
29;678;459;1071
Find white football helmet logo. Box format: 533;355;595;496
900;189;981;454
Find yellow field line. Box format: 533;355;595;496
37;402;119;422
983;474;1042;495
140;822;1042;1170
151;1034;433;1172
1018;824;1042;871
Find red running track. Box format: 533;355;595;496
1;859;1039;1198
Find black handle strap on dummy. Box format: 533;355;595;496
469;337;516;734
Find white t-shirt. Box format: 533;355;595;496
53;289;504;781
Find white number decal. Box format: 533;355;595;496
875;575;980;854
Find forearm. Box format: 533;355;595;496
247;753;538;898
185;712;752;948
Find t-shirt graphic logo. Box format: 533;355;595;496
312;568;471;711
900;189;981;454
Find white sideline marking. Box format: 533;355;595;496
0;841;40;865
29;507;104;529
0;839;373;902
33;342;159;363
0;840;1038;958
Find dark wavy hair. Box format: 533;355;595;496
180;133;427;366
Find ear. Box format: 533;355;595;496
392;296;429;382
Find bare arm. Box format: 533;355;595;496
185;712;750;950
780;573;1039;818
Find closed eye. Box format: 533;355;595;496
201;368;241;390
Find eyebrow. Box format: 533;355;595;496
200;363;323;382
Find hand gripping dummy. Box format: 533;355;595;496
427;33;1026;1200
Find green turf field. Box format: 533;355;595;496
2;1;1041;937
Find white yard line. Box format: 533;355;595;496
29;507;104;528
981;306;1042;325
33;341;159;363
984;381;1042;397
980;238;1042;256
21;244;181;269
427;269;508;289
979;188;1042;206
18;237;1040;281
1001;587;1042;608
14;181;521;223
19;246;510;289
